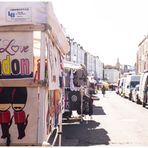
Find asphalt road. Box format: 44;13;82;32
60;91;148;146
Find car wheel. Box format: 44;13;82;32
142;102;146;107
129;93;132;100
123;93;126;98
137;99;141;104
143;95;147;107
131;96;134;102
136;96;141;104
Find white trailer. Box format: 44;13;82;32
0;2;69;146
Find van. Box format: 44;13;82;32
139;72;148;107
118;77;126;96
122;77;127;97
116;79;120;94
124;75;140;100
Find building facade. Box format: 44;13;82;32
137;35;148;74
66;36;103;80
104;68;120;83
94;56;103;80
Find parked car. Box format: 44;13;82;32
139;71;148;107
131;84;141;104
124;75;140;100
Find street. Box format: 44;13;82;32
60;91;148;146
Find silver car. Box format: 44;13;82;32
131;84;141;104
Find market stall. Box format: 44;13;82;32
62;61;93;122
0;2;69;146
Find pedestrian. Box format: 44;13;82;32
101;85;106;97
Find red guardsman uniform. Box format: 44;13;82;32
14;111;26;124
12;87;29;139
0;111;11;138
0;87;13;141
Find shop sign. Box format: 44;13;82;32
0;32;33;79
6;7;32;22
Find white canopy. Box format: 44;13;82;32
63;60;82;70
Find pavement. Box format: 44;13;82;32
57;91;110;146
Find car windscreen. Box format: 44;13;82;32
130;81;139;88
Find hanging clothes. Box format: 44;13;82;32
68;91;81;111
64;69;70;88
70;70;75;91
73;68;87;87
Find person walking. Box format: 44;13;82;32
101;85;106;97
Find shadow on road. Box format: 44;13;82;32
93;105;106;115
61;120;110;146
